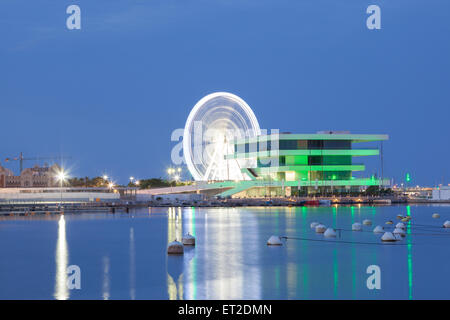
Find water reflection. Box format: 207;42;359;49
332;207;338;298
164;207;262;299
0;205;441;299
184;207;197;300
54;215;69;300
129;227;136;300
167;207;184;300
168;207;182;242
102;256;110;300
201;208;261;299
406;206;413;300
167;255;184;300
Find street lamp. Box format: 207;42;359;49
56;170;67;208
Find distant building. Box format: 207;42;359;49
0;164;60;188
432;186;450;200
0;187;120;203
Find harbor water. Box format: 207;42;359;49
0;204;449;299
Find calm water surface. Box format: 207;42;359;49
1;205;449;300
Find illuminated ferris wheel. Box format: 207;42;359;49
183;92;261;181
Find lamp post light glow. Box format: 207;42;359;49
167;168;183;191
56;170;67;208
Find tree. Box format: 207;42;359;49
364;186;393;196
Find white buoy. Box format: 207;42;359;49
395;222;406;230
381;232;396;242
267;235;283;246
443;221;450;228
182;233;196;246
315;224;327;233
393;228;406;237
352;222;362;231
324;228;337;238
363;219;372;226
432;213;440;219
167;240;184;255
373;225;384;233
310;222;319;229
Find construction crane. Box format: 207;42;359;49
5;152;71;174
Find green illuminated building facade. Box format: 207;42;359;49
218;131;390;197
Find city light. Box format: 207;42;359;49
103;175;108;181
108;182;115;189
56;170;67;182
167;167;183;185
55;169;68;207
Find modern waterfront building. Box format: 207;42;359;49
151;130;391;198
217;131;390;197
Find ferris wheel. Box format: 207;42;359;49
183;92;261;181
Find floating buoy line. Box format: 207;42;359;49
410;223;449;229
268;213;449;247
268;222;450;247
334;226;450;237
279;236;411;246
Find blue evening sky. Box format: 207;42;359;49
1;0;449;186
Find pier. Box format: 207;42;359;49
0;202;135;216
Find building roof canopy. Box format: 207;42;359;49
234;133;389;144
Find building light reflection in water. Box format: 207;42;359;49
205;208;261;299
333;206;338;298
184;207;197;300
350;206;356;299
208;208;245;299
406;206;413;300
129;227;136;300
371;206;378;294
54;215;69;300
286;208;296;298
167;207;183;300
301;207;309;299
102;256;110;300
